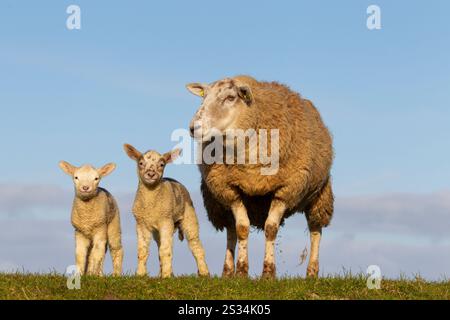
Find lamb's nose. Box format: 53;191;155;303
82;186;89;191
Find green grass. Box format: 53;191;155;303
1;273;449;300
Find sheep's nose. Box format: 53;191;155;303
190;124;201;137
82;186;90;191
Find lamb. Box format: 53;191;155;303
186;75;334;278
123;144;209;278
59;161;123;276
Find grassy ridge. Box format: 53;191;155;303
0;274;449;300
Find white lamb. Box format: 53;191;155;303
123;144;209;278
59;161;123;276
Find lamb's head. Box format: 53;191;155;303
59;161;116;200
186;78;253;141
124;144;181;187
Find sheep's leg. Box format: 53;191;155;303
307;228;322;277
158;223;174;278
231;201;250;277
305;178;334;278
75;231;90;275
108;213;123;276
136;223;151;276
262;200;286;279
87;229;107;276
181;205;210;277
222;225;237;277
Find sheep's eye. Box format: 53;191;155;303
139;162;144;166
226;96;235;102
159;162;165;167
74;177;78;180
95;177;99;181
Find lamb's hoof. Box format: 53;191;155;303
236;261;249;277
160;272;174;279
136;270;147;277
262;262;276;279
306;261;319;278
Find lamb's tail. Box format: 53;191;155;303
176;222;184;242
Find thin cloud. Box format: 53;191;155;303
334;191;450;240
1;184;449;279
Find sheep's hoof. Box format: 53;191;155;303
198;271;210;278
236;261;249;277
262;262;276;279
222;264;235;278
306;261;319;278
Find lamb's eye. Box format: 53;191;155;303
159;162;164;167
95;177;99;181
139;162;144;166
226;96;235;102
75;177;78;180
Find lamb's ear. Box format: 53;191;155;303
237;85;253;106
163;148;182;164
59;161;77;176
98;163;116;177
124;144;142;161
186;83;207;97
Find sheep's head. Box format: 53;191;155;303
124;144;181;187
59;161;116;200
186;78;253;141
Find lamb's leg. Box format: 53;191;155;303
222;225;237;277
87;228;107;276
231;201;250;277
136;223;151;276
153;232;162;276
181;205;210;277
158;223;174;278
108;213;123;276
75;231;90;275
305;178;334;278
262;200;286;279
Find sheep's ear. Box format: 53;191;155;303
186;83;207;97
98;163;116;177
124;144;142;161
59;161;77;176
163;148;182;164
237;85;253;106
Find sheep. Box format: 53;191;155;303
186;75;334;278
123;144;210;278
59;161;123;276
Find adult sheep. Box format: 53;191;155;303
186;75;334;278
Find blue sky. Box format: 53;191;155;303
1;1;450;279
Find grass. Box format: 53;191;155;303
1;273;450;300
